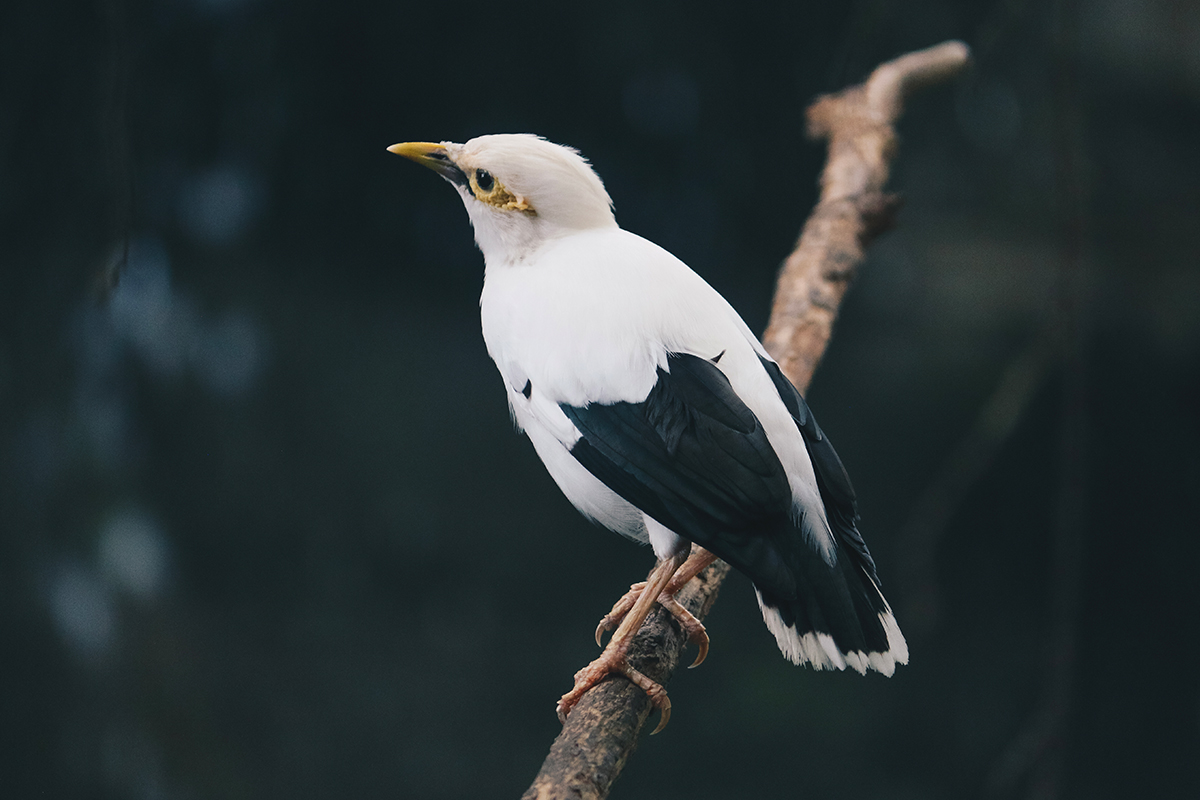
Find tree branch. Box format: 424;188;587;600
762;39;971;387
522;40;971;800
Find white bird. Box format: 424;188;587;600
388;134;907;731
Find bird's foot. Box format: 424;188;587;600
595;582;710;668
555;648;672;734
559;550;691;733
593;581;646;642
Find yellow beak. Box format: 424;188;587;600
387;141;446;165
387;141;468;188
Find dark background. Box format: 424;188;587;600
3;1;1198;798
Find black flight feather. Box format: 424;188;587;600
758;356;880;585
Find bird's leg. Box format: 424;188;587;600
595;546;719;668
557;550;688;733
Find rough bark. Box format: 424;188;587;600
522;40;971;800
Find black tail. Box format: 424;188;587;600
752;527;908;675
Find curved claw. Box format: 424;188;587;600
689;635;709;669
653;594;710;669
650;700;672;735
594;582;647;646
555;662;604;725
621;663;672;734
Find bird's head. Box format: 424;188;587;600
388;134;616;264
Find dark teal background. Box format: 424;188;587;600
2;1;1198;797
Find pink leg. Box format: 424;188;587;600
595;547;719;668
556;550;688;734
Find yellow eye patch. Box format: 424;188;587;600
468;168;534;213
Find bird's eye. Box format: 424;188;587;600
475;169;495;192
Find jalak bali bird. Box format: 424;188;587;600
388;134;908;732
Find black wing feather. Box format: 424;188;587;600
758;356;879;585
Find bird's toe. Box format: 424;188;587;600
594;581;647;646
656;594;710;667
555;652;673;733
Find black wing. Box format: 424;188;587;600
561;352;795;560
564;352;897;661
